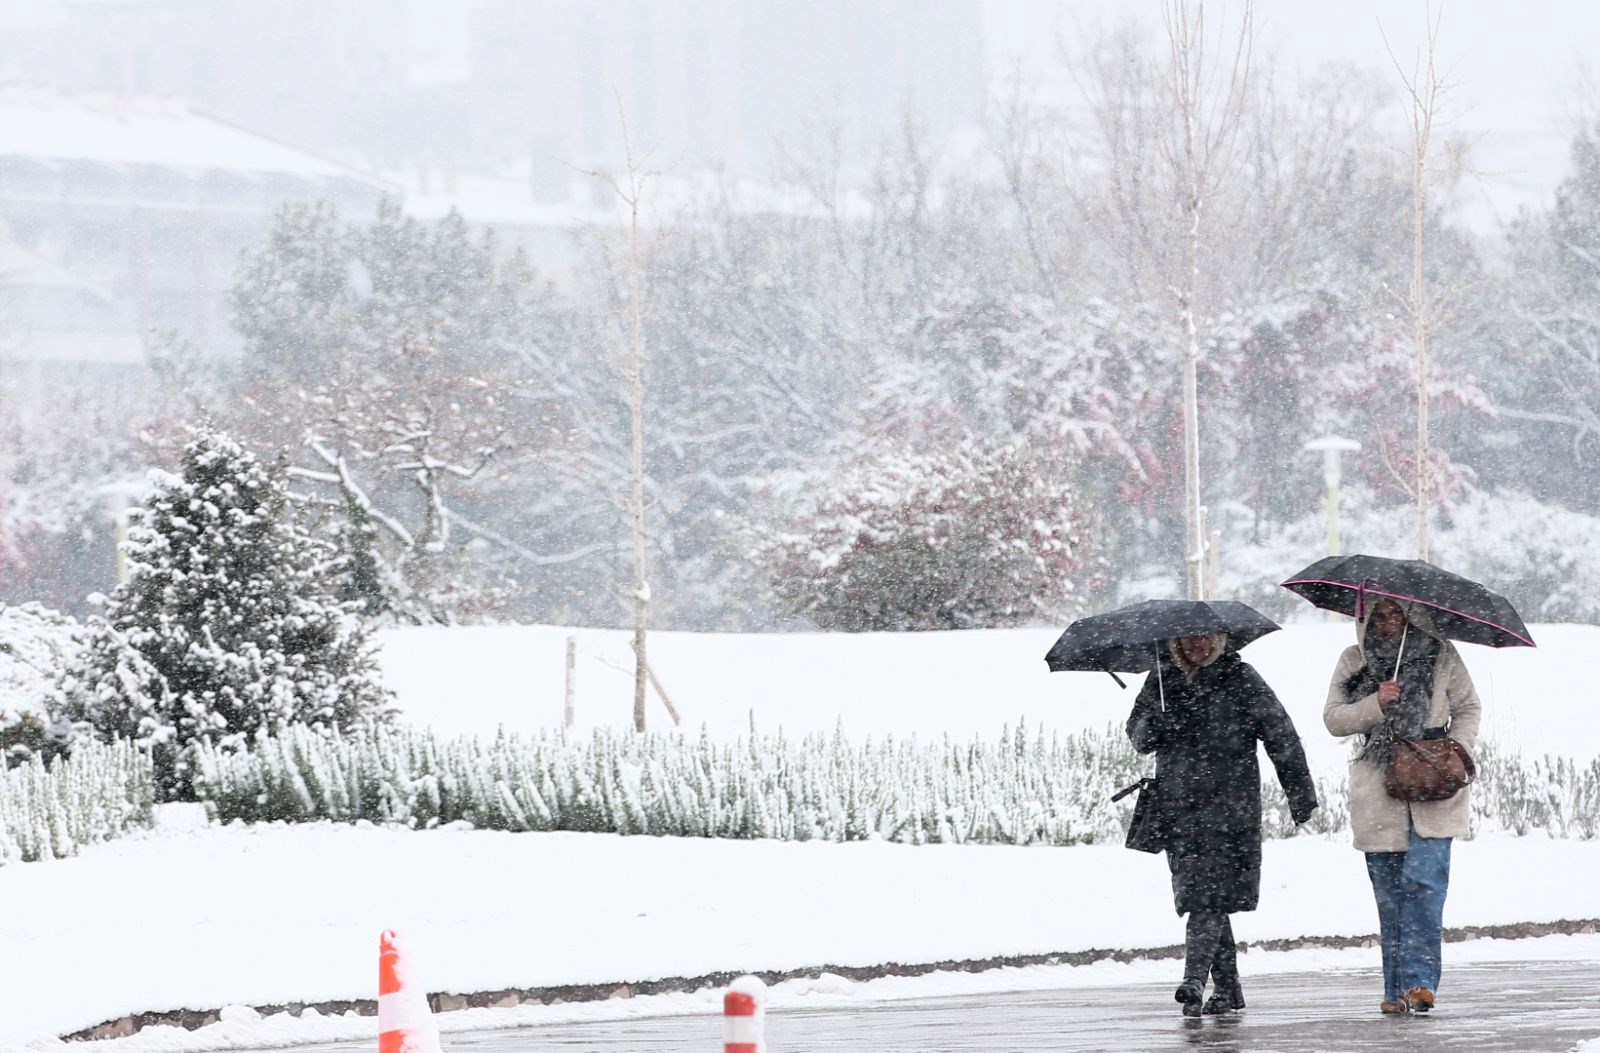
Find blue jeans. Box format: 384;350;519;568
1365;830;1453;1000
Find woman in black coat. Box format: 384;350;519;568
1126;632;1319;1016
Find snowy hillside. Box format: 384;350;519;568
374;621;1580;776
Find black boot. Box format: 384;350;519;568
1177;911;1224;1016
1202;987;1245;1014
1177;908;1222;1017
1202;915;1244;1013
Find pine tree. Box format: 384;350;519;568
63;426;391;800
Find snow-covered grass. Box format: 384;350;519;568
1;620;1597;1051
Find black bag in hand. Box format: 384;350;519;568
1113;777;1165;853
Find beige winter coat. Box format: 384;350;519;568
1321;605;1482;853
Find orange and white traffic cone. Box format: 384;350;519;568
378;929;443;1053
723;974;766;1053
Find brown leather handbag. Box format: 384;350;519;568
1385;728;1476;802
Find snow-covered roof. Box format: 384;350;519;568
0;80;392;187
0;241;113;297
0;329;146;366
397;166;862;230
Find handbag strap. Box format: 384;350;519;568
1111;777;1152;803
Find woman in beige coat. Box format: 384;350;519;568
1323;597;1481;1015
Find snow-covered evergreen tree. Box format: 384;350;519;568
61;426;391;799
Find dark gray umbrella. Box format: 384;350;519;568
1280;553;1535;648
1043;598;1282;686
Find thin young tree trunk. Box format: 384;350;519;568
585;104;665;732
624;155;649;733
1414;101;1440;563
1182;152;1205;599
1385;10;1446;562
1165;0;1250;599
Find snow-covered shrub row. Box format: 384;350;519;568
1471;741;1600;839
0;739;154;865
191;722;1349;845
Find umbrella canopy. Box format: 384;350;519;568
1044;599;1282;684
1279;553;1535;648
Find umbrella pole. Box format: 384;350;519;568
1392;623;1408;679
1155;643;1166;713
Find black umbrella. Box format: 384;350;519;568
1280;553;1535;648
1044;598;1282;686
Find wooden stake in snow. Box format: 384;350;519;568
630;636;681;726
564;636;576;728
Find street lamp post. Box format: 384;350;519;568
1303;437;1361;557
95;477;148;585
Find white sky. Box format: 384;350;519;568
982;0;1600;228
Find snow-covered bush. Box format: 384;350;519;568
1471;740;1600;839
1214;488;1600;625
1430;491;1600;624
0;739;154;865
0;603;81;767
60;426;392;800
753;440;1101;631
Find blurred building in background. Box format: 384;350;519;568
468;0;984;184
0;0;985;204
0;80;391;394
0;0;985;374
0;0;414;166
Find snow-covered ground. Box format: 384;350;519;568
2;621;1597;1052
4;823;1599;1052
377;620;1588;772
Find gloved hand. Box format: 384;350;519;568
1148;709;1180;740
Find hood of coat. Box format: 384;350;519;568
1168;632;1229;680
1354;596;1442;660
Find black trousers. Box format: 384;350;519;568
1183;911;1239;990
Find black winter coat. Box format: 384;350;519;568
1126;649;1318;915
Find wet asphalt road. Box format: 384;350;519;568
298;959;1600;1053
